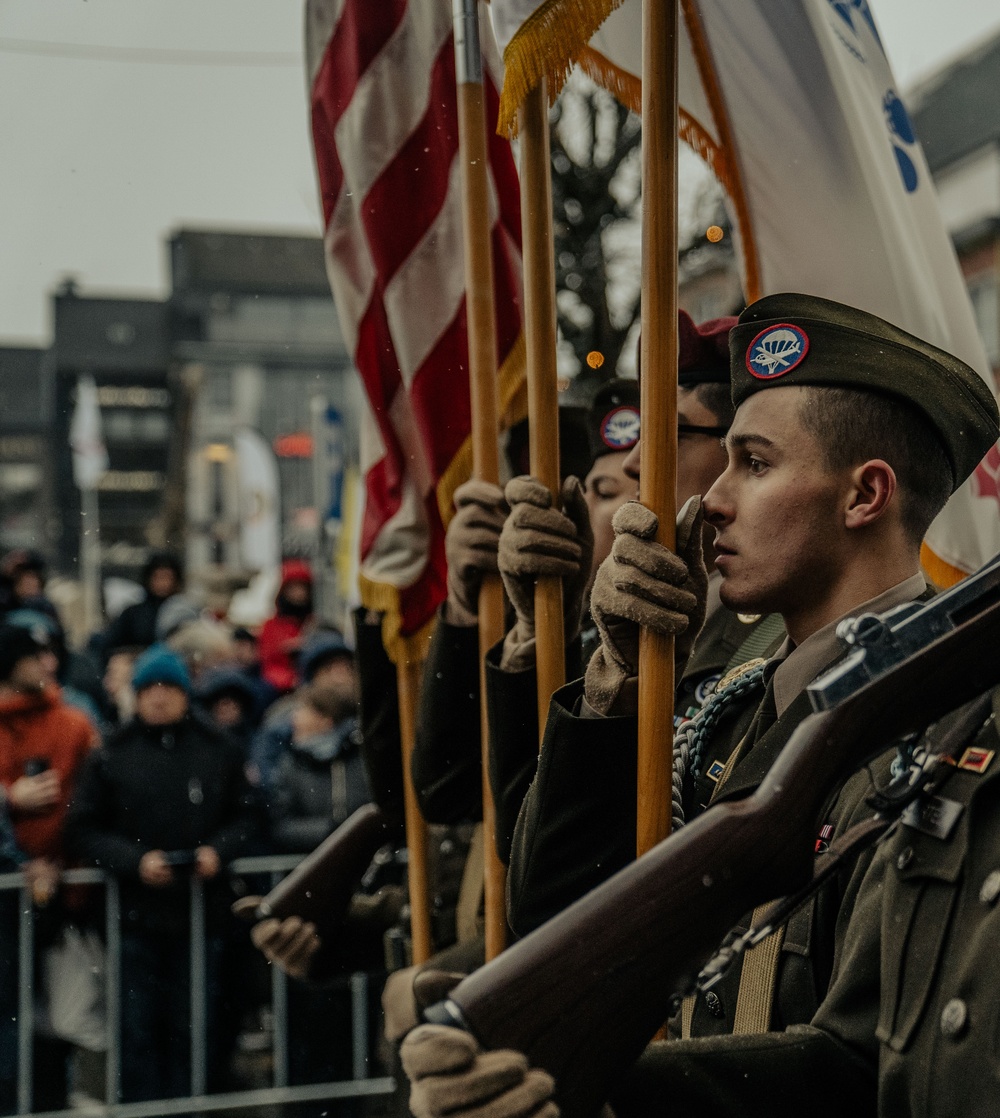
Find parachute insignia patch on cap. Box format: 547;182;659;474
746;324;809;379
600;406;640;449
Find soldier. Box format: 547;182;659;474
410;402;599;839
487;314;785;864
606;680;1000;1117
502;293;989;1039
396;292;999;1118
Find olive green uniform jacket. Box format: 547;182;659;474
506;574;927;1038
485;582;783;868
613;687;1000;1118
411;608;584;847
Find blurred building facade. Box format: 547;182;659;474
0;346;52;555
51;285;175;578
170;230;360;616
0;230;360;623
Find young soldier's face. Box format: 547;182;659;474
620;388;729;512
620;387;729;567
584;449;634;580
703;386;853;618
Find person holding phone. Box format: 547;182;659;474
65;644;261;1103
0;622;97;1109
0;622;96;896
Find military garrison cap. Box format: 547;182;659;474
586;378;640;464
730;293;1000;489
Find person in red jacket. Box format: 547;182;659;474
0;623;97;896
258;560;314;694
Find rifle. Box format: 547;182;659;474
425;554;1000;1118
248;803;400;941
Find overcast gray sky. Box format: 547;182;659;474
1;0;999;344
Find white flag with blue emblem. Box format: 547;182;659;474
502;0;999;582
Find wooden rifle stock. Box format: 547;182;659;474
429;591;1000;1118
254;804;401;941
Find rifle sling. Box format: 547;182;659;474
697;689;997;999
732;903;786;1034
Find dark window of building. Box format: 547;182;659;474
0;461;44;550
103;409;170;444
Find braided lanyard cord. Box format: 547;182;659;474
671;663;767;831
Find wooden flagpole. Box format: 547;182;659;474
518;79;565;741
397;655;433;964
454;0;508;961
637;0;679;857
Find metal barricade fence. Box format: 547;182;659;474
0;856;396;1118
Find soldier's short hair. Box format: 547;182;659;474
691;381;735;428
798;385;952;543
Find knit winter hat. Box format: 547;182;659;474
132;643;191;694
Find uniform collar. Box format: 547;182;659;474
768;572;928;718
705;567;723;622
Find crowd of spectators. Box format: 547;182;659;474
0;549;374;1111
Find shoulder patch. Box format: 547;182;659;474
746;323;809;379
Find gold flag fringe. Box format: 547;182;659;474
358;572;436;667
576;41;754;298
582;6;764;304
576;45;640;115
498;0;626;137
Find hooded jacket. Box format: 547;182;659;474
0;684;97;859
100;552;184;657
268;716;370;853
65;711;261;935
258;560;314;693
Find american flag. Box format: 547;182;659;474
306;0;525;654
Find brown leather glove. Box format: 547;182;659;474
446;480;509;626
401;1024;559;1118
233;896;323;981
584;497;707;716
498;476;594;672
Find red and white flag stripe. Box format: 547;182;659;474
306;0;524;646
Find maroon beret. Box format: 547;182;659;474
677;310;737;385
636;311;737;385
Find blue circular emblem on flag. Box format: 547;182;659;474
746;324;810;380
601;406;640;449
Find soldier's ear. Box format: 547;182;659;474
844;459;896;530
